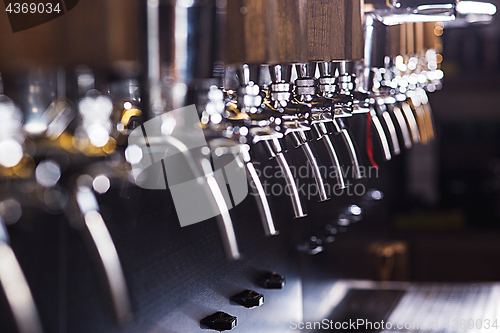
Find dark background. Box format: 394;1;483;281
1;1;500;332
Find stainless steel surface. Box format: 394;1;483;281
75;185;133;324
0;241;44;333
370;107;393;161
289;131;330;202
332;119;364;179
390;102;413;149
318;126;346;189
263;138;307;218
378;99;402;156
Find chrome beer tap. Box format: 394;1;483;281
267;64;330;202
380;61;414;149
230;64;307;219
315;61;365;179
363;14;398;161
294;62;346;189
203;72;278;236
135;0;244;260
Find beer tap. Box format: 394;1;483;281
266;64;330;202
294;62;346;189
1;68;134;327
206;64;283;233
363;0;457;155
301;0;368;176
314;61;365;177
229;64;307;219
204;74;278;236
224;0;332;217
364;15;403;160
38;68;134;324
137;0;243;260
386;23;420;147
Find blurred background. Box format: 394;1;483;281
1;0;500;332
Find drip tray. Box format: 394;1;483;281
320;282;500;332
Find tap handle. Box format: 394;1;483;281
346;0;365;61
415;22;425;55
332;119;363;179
262;139;307;218
0;217;43;333
75;184;132;324
406;22;415;56
226;0;307;64
306;0;345;61
388;24;402;60
289;131;330;202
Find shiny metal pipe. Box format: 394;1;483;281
200;158;241;260
75;185;132;324
263;139;307;218
400;99;420;143
312;122;346;189
369;107;392;161
332;119;363;179
0;218;43;333
239;145;277;236
289;131;329;202
377;99;401;156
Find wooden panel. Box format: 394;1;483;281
225;0;278;64
405;22;415;56
414;22;425;55
399;23;407;57
423;22;438;51
307;0;345;61
388;24;401;58
270;0;307;63
346;0;365;60
0;0;138;71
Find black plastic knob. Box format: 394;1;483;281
200;312;237;331
262;272;286;289
230;290;264;308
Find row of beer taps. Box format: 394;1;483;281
0;0;493;331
